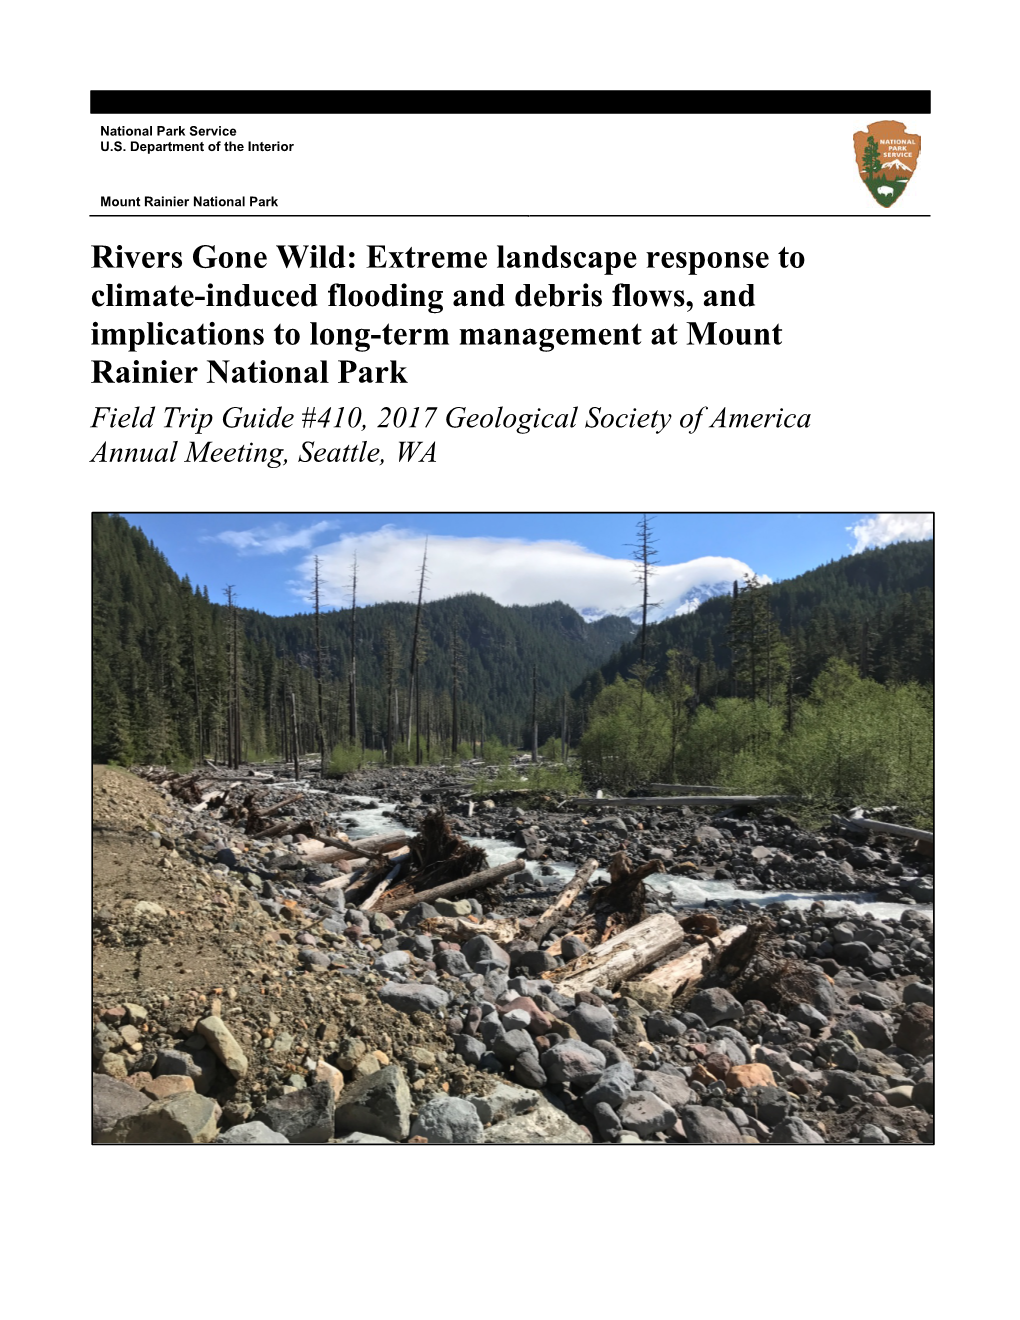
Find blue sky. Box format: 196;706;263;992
118;512;933;618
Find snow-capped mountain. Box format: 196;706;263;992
881;158;913;172
580;579;737;624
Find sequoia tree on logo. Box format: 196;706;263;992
853;119;922;208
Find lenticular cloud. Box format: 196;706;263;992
299;528;759;620
848;513;933;553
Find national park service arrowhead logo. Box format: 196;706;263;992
854;119;921;208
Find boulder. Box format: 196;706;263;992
484;1093;592;1143
567;1002;615;1045
686;987;744;1026
462;934;511;971
680;1106;744;1144
770;1116;825;1144
377;982;449;1016
838;1007;893;1050
212;1121;289;1144
467;1084;540;1126
196;1016;248;1080
540;1041;607;1091
334;1064;412;1142
618;1092;677;1138
895;1003;934;1056
255;1081;335;1143
92;1074;150;1136
725;1063;776;1091
102;1092;219;1144
410;1094;485;1144
634;1070;694;1111
583;1061;636;1112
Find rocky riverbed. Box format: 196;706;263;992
93;762;934;1145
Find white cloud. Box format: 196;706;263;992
205;519;339;556
847;513;933;554
296;527;760;618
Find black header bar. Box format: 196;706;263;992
90;89;932;116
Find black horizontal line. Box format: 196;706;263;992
90;89;932;116
90;213;931;218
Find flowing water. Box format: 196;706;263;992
335;797;932;924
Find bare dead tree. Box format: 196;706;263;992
289;685;300;781
629;514;661;675
407;538;429;759
450;622;463;759
348;553;358;746
223;585;242;769
313;556;327;774
531;664;539;763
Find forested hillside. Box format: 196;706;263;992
92;514;633;766
573;539;933;711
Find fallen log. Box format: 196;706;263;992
255;817;319;841
529;858;599;945
646;784;736;794
547;913;688;994
568;795;794;809
260;793;305;818
639;924;747;997
831;813;933;844
324;831;412;858
360;864;404;911
373;858;526;914
420;915;520;944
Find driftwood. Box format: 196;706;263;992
548;913;688;994
639;924;747;997
260;793;305;818
831;813;933;844
360;864;404;911
646;784;736;794
255;816;319;841
570;850;666;946
420;915;520;944
373;859;526;914
570;795;794;808
529;858;599;945
326;831;412;858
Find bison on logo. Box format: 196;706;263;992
854;120;921;208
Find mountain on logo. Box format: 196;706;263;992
882;158;913;172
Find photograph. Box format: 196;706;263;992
92;511;933;1145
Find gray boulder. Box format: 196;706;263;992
213;1121;289;1144
567;1001;616;1044
377;982;449;1016
686;987;744;1026
484;1093;592;1144
540;1041;607;1091
839;1007;893;1050
823;1069;875;1100
770;1116;825;1144
462;934;511;971
466;1083;539;1126
635;1070;694;1110
410;1094;484;1144
93;1074;150;1137
583;1061;636;1112
101;1092;219;1144
680;1106;744;1144
255;1081;335;1143
618;1092;677;1138
334;1064;412;1142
